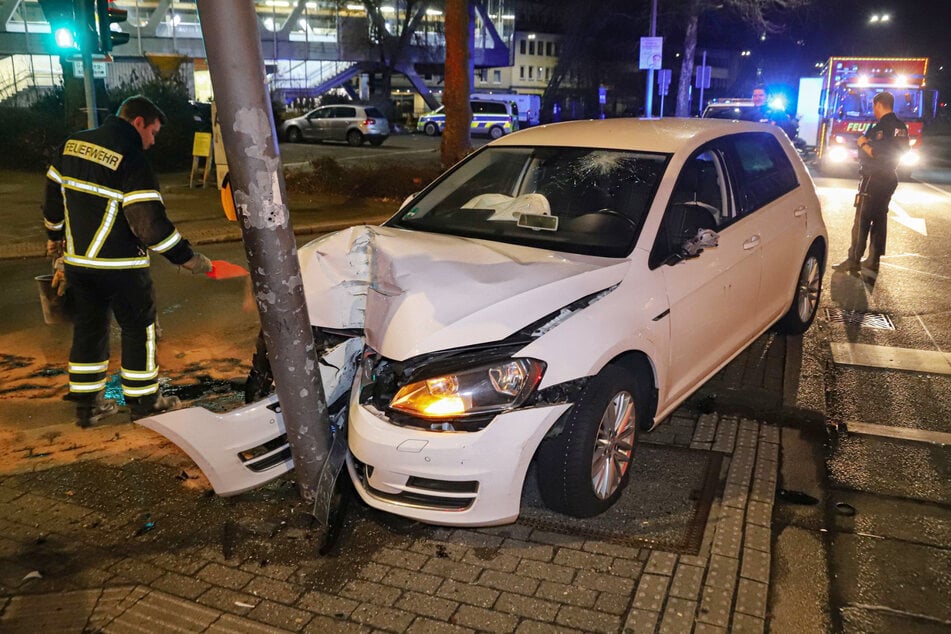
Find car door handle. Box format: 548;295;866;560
794;205;807;217
743;235;761;250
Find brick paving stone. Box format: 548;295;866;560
452;604;519;633
357;561;392;583
515;558;576;584
494;591;559;621
743;524;772;552
692;413;718;444
515;619;584;633
238;560;298;582
373;547;430;571
574;569;636;595
436;578;499;608
736;428;758;450
632;573;671;612
381;567;444;595
669;563;705;600
645;550;678;576
740;547;770;584
197;562;256;590
448;530;505;550
461;549;521;573
698;584;735;628
722;482;749;510
297;589;359;619
347;602;416;633
108;558;166;585
711;507;745;560
150;552;207;577
745;501;772;529
412;539;467;561
421;557;483;583
477;569;540;596
197;586;261;616
246;599;313;632
534;580;598;608
759;424;780;445
499;538;555;562
406;616;475;634
608;556;645;579
734;578;768;619
659;596;698;634
705;555;739;588
340;579;403;606
581;540;641;560
731;612;766;634
712;417;738;453
525;530;581;547
244;575;304;605
593;591;629;615
150;571;212;600
758;439;779;463
395;590;459;621
556;604;622;634
0;589;100;632
694;622;728;633
623;607;659;634
208;612;291;634
552;547;613;572
477;524;535;541
109;589;222;632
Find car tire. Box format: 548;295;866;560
368;137;385;147
774;242;824;335
347;130;363;146
489;126;505;140
536;364;646;518
424;122;439;137
285;127;302;143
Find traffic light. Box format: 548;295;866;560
96;0;129;52
37;0;80;51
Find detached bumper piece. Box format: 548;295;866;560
136;395;292;496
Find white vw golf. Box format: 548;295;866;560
143;118;826;527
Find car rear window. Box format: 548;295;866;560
364;107;384;118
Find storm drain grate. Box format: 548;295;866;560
825;308;895;330
517;444;722;555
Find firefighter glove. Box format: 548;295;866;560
51;257;66;296
181;252;213;275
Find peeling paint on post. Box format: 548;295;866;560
196;0;329;504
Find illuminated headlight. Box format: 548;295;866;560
900;150;919;166
828;146;849;163
834;135;846;144
390;359;545;419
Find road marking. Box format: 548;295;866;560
841;421;951;446
336;147;437;162
889;201;927;235
830;342;951;375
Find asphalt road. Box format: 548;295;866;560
277;132;490;170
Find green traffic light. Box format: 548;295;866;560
54;26;76;49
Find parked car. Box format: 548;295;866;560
142;118;826;527
418;100;518;139
281;104;390;146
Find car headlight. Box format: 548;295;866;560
828;146;849;163
900;150;919;166
389;358;545;419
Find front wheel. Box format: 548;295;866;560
536;364;647;517
774;243;824;335
423;122;439;136
285;127;302;143
346;130;363;146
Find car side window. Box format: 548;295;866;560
308;108;327;120
726;133;798;215
334;107;357;119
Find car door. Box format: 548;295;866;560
652;145;763;405
331;106;357;142
305;107;331;140
722;132;806;327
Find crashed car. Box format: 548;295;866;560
141;118;826;527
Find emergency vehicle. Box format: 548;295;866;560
797;57;936;175
417;99;518;139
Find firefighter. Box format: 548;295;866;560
43;95;213;427
835;91;908;276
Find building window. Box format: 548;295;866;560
493;70;501;84
546;67;551;80
520;39;526;55
546;41;553;56
528;66;533;79
553;42;558;56
529;41;535;55
520;66;525;79
537;67;543;81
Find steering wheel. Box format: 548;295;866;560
591;208;639;230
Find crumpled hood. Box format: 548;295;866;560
298;225;630;361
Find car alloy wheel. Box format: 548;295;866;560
286;127;302;143
775;242;824;335
424;122;439;136
347;130;363;146
591;390;636;500
489;126;504;139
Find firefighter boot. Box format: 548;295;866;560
76;392;119;428
130;393;182;420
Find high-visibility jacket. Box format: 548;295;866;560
43;116;194;271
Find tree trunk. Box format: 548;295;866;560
675;12;699;117
440;0;473;169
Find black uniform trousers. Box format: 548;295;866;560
848;172;898;268
65;266;159;403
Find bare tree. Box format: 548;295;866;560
440;0;473;168
674;0;810;116
361;0;432;99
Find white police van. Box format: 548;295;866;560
417;99;517;139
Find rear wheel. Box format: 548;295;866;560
346;130;363;146
489;125;505;140
423;122;439;137
536;364;647;517
774;242;824;335
285;127;302;143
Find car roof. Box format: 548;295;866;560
490;117;772;154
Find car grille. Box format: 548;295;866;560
352;458;478;511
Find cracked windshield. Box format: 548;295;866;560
392;147;669;257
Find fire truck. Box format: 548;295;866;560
796;57;937;175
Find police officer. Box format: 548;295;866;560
43;95;212;427
836;91;908;276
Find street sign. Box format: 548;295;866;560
598;86;607;104
639;36;663;70
657;69;672;95
695;65;711;89
72;60;107;79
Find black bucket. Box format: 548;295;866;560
35;274;67;325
